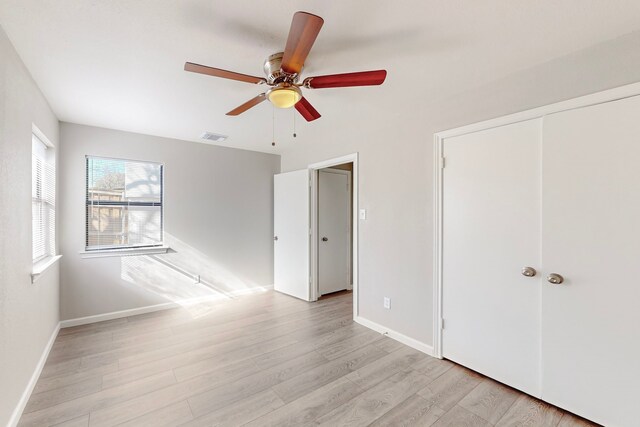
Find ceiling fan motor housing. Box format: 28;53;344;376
264;52;300;85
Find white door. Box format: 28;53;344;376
541;96;640;427
442;119;542;396
274;170;310;301
318;170;350;295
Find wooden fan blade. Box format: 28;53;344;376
281;12;324;74
226;93;267;116
185;62;266;84
305;70;387;89
295;97;321;122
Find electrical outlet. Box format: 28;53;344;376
383;297;391;309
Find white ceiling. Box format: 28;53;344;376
2;0;640;153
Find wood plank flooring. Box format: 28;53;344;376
19;290;599;426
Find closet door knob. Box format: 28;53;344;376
547;273;564;284
521;267;537;277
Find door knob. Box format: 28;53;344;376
547;273;564;284
521;266;537;277
322;237;328;242
273;236;278;241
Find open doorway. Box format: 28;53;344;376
317;165;352;298
309;154;358;319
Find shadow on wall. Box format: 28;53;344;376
120;233;270;318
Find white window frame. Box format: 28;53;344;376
82;155;168;257
31;125;61;283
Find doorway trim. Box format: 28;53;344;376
309;153;359;319
433;81;640;360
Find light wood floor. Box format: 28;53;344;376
19;290;599;426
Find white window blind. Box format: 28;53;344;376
32;134;55;262
86;156;163;251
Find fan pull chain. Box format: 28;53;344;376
272;105;276;147
293;109;297;138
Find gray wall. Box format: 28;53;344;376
0;26;60;426
59;123;280;320
281;31;640;348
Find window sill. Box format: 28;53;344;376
79;246;170;259
32;255;62;283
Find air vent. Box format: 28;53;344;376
200;132;228;142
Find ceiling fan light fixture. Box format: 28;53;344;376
267;85;302;109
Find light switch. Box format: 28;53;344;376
359;209;367;220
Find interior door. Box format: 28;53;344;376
442;119;542;397
274;170;310;301
318;170;350;295
541;96;640;427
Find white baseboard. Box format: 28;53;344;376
60;286;275;329
8;322;60;427
355;315;435;357
59;302;177;328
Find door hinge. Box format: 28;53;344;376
441;318;445;330
440;157;446;169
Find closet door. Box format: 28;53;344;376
542;96;640;427
442;119;542;396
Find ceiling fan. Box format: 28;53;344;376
184;11;387;122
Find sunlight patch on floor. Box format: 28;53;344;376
120;233;270;318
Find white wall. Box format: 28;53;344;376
0;26;60;426
281;31;640;348
59;123;280;320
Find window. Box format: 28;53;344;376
86;156;163;251
32;133;56;262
